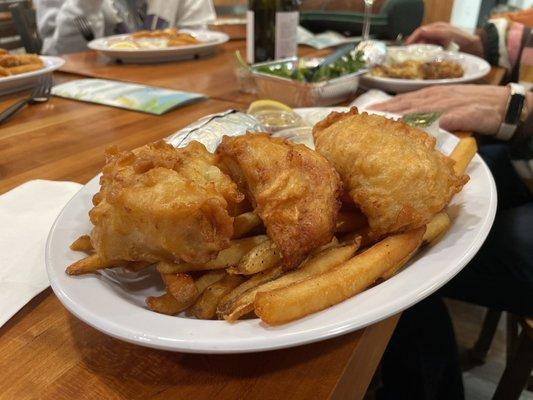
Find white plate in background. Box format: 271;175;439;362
88;30;229;63
361;52;491;93
46;108;496;354
0;56;64;96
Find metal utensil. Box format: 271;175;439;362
357;0;386;67
74;16;95;41
304;43;355;82
362;0;374;41
0;74;53;125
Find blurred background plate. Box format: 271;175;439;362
360;52;491;93
88;30;229;63
0;55;64;95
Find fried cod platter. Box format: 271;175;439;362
216;133;343;268
66;112;477;325
313;108;469;239
73;140;243;271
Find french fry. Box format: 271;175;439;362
336;210;368;233
450;137;477;175
66;254;117;275
156;235;268;273
69;234;93;252
191;274;245;319
233;212;263;238
217;265;285;318
161;273;198;304
254;227;425;325
227;239;281;275
146;270;225;315
380;245;421;280
195;270;227;292
146;293;186;315
423;211;452;245
222;238;361;322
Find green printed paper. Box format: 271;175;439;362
52;79;206;115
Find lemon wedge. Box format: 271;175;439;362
247;99;293;115
109;41;139;49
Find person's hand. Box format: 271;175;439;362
407;22;484;58
370;85;510;135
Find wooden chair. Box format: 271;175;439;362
0;0;22;51
9;0;41;53
465;310;533;399
0;0;40;53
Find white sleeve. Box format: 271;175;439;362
148;0;216;28
35;0;106;55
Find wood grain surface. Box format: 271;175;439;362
0;39;504;400
58;42;506;107
0;287;398;400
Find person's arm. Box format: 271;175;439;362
406;22;484;58
147;0;216;28
175;0;216;27
369;85;508;133
35;0;105;55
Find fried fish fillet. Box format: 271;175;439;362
89;140;243;265
216;133;342;268
0;53;44;76
313;108;468;238
371;60;464;80
0;54;43;68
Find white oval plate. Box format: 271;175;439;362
88;30;229;63
46;108;497;354
361;52;491;93
0;56;65;96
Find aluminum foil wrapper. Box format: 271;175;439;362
166;110;264;152
357;40;386;67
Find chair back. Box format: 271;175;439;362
8;0;42;53
0;0;42;53
0;0;24;51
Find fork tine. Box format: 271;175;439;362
32;74;51;99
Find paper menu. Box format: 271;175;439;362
52;79;206;115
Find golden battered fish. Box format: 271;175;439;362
89;140;243;265
313;108;468;238
216;133;342;268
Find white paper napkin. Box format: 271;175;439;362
349;89;393;111
0;180;82;327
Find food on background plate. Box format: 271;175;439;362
252;50;366;83
313;108;469;239
371;59;464;80
0;51;44;77
216;133;343;268
66;107;476;325
108;28;200;50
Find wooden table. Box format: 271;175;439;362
0;44;401;400
58;41;507;106
0;40;505;399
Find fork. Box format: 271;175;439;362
74;16;95;41
0;74;53;125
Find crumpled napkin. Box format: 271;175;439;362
349;89;393;111
0;180;82;327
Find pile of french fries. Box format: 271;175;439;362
67;137;477;325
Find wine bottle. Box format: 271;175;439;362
246;0;299;64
